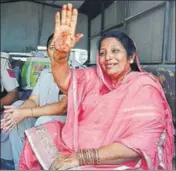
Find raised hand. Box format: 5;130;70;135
51;3;84;59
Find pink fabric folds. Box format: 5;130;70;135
19;68;174;170
19;54;174;170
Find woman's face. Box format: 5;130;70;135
99;37;132;81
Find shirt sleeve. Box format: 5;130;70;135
31;70;44;96
1;60;19;92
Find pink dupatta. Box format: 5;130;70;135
19;54;174;170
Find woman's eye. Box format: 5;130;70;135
100;52;106;56
112;49;120;53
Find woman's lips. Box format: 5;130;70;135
105;63;118;69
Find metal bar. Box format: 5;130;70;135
52;0;55;5
101;1;105;33
162;1;172;63
125;1;165;22
123;0;129;34
90;22;123;39
101;22;124;34
37;4;44;45
0;0;25;3
87;17;91;64
27;0;61;9
163;62;176;65
140;62;164;65
90;33;101;39
0;0;61;9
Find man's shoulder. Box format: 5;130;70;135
39;68;52;77
41;68;51;74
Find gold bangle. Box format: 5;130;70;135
76;149;101;166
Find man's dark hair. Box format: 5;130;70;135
46;33;54;49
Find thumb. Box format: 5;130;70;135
75;33;84;44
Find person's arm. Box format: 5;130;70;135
1;96;67;131
50;142;140;170
19;95;39;108
0;88;18;107
97;143;140;165
51;57;71;95
24;96;67;118
51;4;83;94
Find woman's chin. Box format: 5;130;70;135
104;70;119;77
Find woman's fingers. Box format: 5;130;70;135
1;119;6;128
1;115;17;130
75;33;84;44
3;118;13;127
4;122;15;132
4;113;12;121
3;108;14;114
3;120;13;131
61;5;67;25
70;8;78;35
66;3;72;26
54;12;60;33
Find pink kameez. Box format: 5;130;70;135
19;56;174;170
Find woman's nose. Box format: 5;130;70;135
105;51;113;60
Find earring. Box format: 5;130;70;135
130;60;133;64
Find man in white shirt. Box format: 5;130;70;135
0;52;19;110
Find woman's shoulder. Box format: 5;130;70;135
75;67;97;78
75;67;96;73
130;71;160;87
74;67;98;83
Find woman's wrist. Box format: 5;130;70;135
76;149;101;166
18;108;31;118
52;55;68;63
52;49;69;63
23;108;35;118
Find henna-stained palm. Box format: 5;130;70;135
51;4;84;59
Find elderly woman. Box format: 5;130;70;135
19;3;174;170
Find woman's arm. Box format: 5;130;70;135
25;96;67;118
76;143;140;166
51;56;71;94
98;143;140;165
49;143;140;170
50;4;83;94
1;96;67;131
20;95;39;108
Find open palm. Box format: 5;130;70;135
52;4;83;58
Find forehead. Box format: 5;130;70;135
100;37;123;48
